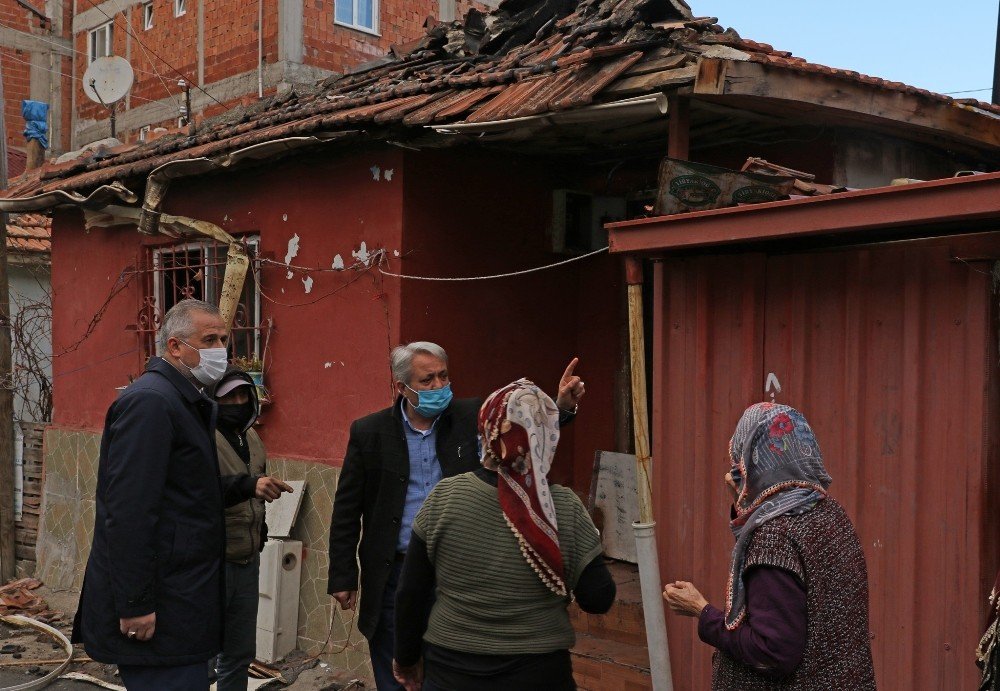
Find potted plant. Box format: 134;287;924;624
230;355;269;404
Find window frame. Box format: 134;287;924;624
143;2;154;30
334;0;380;36
149;237;262;360
87;21;113;63
174;0;186;17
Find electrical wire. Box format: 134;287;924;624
0;18;170;83
103;0;178;104
80;0;227;109
379;245;609;281
943;88;993;95
0;50;160;104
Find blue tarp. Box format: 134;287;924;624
21;100;48;149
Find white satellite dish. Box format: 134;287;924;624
83;56;134;105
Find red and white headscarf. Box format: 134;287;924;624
479;379;566;596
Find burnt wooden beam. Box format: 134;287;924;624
693;58;1000;151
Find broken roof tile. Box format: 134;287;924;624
5;0;998;199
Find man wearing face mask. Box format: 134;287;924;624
213;367;292;691
73;299;278;691
327;342;585;690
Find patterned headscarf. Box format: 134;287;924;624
724;402;832;630
479;379;566;596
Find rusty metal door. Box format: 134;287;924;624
654;233;1000;691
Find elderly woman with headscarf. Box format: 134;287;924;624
391;379;615;691
664;402;876;689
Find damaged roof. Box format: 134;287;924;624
7;213;51;254
5;0;1000;202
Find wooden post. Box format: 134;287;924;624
25;140;44;171
667;94;690;160
0;55;15;583
625;255;654;524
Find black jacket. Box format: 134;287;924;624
73;358;232;666
327;397;481;639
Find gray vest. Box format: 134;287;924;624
216;428;267;563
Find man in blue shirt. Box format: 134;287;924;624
327;342;584;690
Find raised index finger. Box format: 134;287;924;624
562;357;579;381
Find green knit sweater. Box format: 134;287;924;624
413;472;603;655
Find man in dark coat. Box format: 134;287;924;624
327;342;585;690
73;299;284;690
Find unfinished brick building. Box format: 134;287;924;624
70;0;493;146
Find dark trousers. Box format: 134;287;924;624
118;661;210;690
368;560;404;691
215;555;260;691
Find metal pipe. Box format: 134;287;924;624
634;521;673;691
993;0;1000;105
258;0;264;99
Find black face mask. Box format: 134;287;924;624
217;400;254;431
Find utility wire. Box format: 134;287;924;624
81;0;227;109
0;50;159;104
379;246;610;281
943;87;993;95
103;0;178;104
0;19;170;82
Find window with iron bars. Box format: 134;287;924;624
135;237;263;361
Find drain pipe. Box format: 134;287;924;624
134;163;249;327
625;255;673;691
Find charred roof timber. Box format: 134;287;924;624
1;0;998;208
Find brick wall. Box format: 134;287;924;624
0;0;72;158
303;0;488;73
72;0;495;144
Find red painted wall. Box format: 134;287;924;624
50;144;621;492
51;147;405;463
398;148;621;491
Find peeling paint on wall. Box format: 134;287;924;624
385;169;394;181
282;214;288;221
370;165;381;181
352;241;371;266
285;233;300;280
332;254;345;270
302;276;314;293
324;362;332;368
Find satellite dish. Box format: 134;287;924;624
83;56;134;105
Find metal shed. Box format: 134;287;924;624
608;171;1000;690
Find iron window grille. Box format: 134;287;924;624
88;21;113;63
135;237;263;361
335;0;379;35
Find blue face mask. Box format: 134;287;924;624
405;383;453;418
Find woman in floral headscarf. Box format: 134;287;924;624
392;379;615;691
664;402;875;690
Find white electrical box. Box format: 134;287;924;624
256;538;302;664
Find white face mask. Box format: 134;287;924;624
178;340;228;386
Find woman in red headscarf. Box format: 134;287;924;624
392;379;615;691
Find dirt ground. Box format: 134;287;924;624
0;584;366;691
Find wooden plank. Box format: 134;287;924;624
693;57;1000;149
604;65;698;97
624;53;688;78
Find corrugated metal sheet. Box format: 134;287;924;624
652;234;1000;689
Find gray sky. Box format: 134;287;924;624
701;1;998;99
